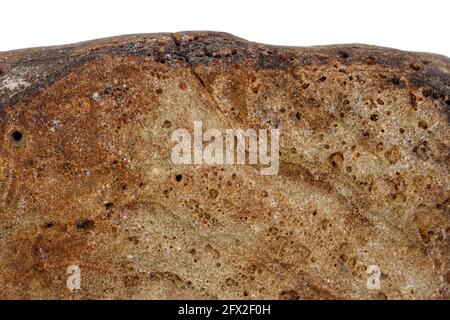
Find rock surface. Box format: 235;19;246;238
0;32;449;299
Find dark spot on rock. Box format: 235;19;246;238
385;145;401;164
422;88;432;98
225;277;238;286
128;236;139;244
376;292;388;300
410;62;421;71
209;189;219;199
418;120;428;130
43;222;55;229
339;51;349;59
363;56;376;65
391;192;406;203
156;88;163;94
163;120;172;128
11;130;23;141
175;174;183;182
329;152;344;168
76;219;95;230
445;271;450;284
370;114;378;121
391;76;403;86
279;289;299;300
257;50;289;69
104;202;114;210
409;93;418;109
376;98;384;105
318;76;327;83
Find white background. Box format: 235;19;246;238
1;0;448;56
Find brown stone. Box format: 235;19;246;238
0;32;449;299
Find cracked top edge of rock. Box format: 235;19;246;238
0;32;449;118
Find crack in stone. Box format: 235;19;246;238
170;33;232;128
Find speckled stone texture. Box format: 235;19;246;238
0;32;449;299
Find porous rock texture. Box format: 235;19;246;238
0;32;449;299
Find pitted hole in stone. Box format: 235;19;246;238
209;189;219;199
76;219;95;230
11;130;23;142
339;51;349;59
43;221;55;229
410;62;421;71
391;76;402;85
329;152;344;168
104;202;114;210
418;121;428;130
